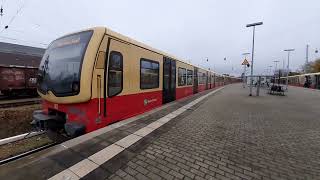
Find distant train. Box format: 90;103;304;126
278;72;320;89
0;65;38;96
32;27;240;137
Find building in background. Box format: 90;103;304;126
0;42;45;67
0;42;45;96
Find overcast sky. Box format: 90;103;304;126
0;0;320;76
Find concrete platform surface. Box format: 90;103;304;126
1;84;320;180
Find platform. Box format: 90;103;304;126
1;84;320;180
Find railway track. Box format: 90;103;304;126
0;142;57;165
0;98;41;108
0;131;67;165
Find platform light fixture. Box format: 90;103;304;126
246;22;263;96
284;49;295;91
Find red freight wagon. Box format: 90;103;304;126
0;65;38;96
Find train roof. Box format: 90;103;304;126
0;42;45;57
99;27;224;77
0;51;42;68
53;27;235;78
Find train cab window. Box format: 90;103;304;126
187;70;193;85
108;51;123;97
140;59;159;89
178;68;187;86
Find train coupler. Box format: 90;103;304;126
30;110;64;131
64;122;85;137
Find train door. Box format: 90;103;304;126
162;57;176;104
316;75;320;89
305;76;311;88
209;73;212;89
104;38;130;122
193;67;198;94
205;72;208;90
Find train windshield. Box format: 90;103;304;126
37;30;93;96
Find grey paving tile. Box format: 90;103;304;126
81;166;112;180
96;129;132;144
49;148;85;168
71;137;112;158
100;150;136;174
1;158;68;180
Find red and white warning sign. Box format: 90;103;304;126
241;59;249;65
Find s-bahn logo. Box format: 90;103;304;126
144;98;157;106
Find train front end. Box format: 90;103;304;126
32;27;105;137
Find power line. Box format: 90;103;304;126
0;0;29;34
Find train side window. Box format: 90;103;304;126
187;70;193;85
108;51;123;97
202;73;206;84
198;72;202;84
198;73;206;84
140;58;159;89
178;68;186;86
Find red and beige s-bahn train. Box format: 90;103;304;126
278;72;320;89
32;27;239;137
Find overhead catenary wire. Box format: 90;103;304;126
0;0;29;34
0;0;6;27
0;0;50;47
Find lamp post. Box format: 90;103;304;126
268;66;272;74
273;60;279;84
273;61;279;74
246;22;263;96
284;49;295;90
267;65;273;85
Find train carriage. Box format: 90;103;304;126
279;72;320;89
33;27;239;137
210;73;215;89
197;68;207;92
176;61;194;100
215;74;222;87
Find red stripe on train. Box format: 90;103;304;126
176;86;193;100
43;91;162;133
